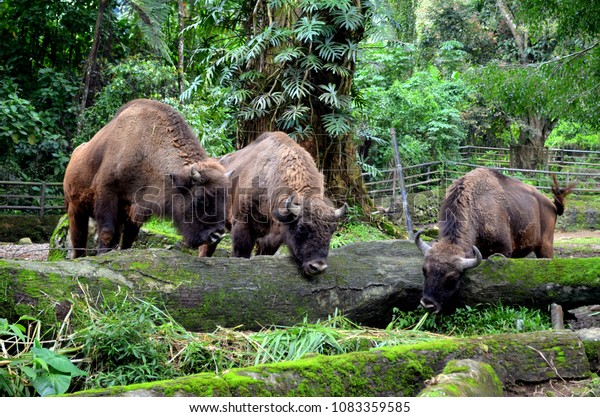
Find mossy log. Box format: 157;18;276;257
417;359;504;397
1;240;599;332
68;330;592;397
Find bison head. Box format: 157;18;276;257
274;195;347;276
169;160;232;248
415;230;482;313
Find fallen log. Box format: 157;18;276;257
0;240;599;331
68;330;593;397
417;359;504;397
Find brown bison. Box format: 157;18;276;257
63;99;230;258
415;167;573;313
199;131;346;276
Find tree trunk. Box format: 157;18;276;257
1;241;599;332
67;330;594;397
177;0;185;99
495;0;560;170
233;1;370;208
76;0;109;136
510;113;557;169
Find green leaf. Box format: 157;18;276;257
21;366;37;381
31;372;71;397
294;15;327;43
47;355;87;377
332;6;363;31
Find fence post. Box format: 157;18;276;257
40;182;46;216
390;128;414;240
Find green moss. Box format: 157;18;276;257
479;257;600;287
583;340;600;368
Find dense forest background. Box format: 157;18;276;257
1;0;599;205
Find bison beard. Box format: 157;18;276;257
63;99;231;258
415;168;573;313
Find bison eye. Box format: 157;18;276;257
296;223;310;237
444;277;460;291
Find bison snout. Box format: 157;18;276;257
420;297;441;314
305;260;328;276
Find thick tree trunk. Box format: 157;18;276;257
1;241;598;332
68;330;594;397
510;114;557;169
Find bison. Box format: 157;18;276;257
199;131;346;276
63;99;230;258
415;167;573;313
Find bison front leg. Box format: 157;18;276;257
67;205;90;259
120;219;141;250
255;231;284;255
198;243;218;257
231;222;255;258
94;196;120;254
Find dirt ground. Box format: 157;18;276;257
1;230;598;261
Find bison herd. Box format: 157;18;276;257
63;99;573;312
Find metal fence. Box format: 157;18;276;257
1;146;598;217
0;181;64;215
364;146;600;231
366;147;600;202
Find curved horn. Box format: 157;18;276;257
334;203;348;219
459;245;483;270
284;195;301;218
414;230;432;256
190;166;202;183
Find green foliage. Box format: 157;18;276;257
546;121;600;150
252;314;357;365
164;95;236;157
0;316;86;397
387;304;552;336
330;220;393;249
188;0;372;140
516;0;600;38
356;64;470;167
75;295;182;388
0;67;77;181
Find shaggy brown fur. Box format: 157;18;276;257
198;131;345;276
417;167;573;312
63;99;230;258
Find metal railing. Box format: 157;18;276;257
0;181;64;215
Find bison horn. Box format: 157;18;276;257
414;230;432;256
284;195;302;218
334;203;348;219
458;246;483;270
190;166;203;183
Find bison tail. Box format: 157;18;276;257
550;174;575;216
